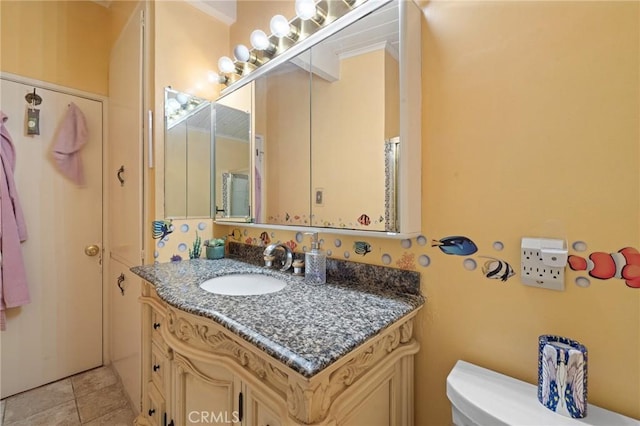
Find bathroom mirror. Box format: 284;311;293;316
309;1;400;231
246;0;421;234
213;83;253;222
211;0;421;235
164;88;213;218
164;85;253;221
253;57;312;226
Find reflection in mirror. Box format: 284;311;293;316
254;56;312;226
253;2;402;232
214;85;252;222
310;1;400;232
164;88;213;218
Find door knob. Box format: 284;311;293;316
84;245;100;257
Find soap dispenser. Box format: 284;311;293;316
305;232;326;284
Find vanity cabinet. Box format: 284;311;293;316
135;281;418;426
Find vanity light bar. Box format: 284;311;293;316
216;0;374;89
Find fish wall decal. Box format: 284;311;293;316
432;236;478;256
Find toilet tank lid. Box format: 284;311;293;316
446;360;639;426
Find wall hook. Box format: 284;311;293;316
25;88;42;106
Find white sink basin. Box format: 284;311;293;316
200;273;287;296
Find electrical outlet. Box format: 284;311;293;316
521;238;567;291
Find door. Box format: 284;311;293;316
0;77;104;398
108;3;145;410
171;353;241;425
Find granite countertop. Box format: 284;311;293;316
131;258;424;378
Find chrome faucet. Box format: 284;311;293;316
263;243;293;272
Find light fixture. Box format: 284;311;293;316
176;93;190;105
295;0;326;24
295;0;316;20
270;15;299;40
218;56;240;74
208;70;228;85
250;30;276;55
234;44;262;65
165;98;180;114
216;0;365;87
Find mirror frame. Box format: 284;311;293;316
215;0;421;237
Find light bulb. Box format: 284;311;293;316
218;56;235;74
250;30;270;51
270;15;291;38
208;71;228;84
176;93;189;105
233;44;251;62
295;0;316;20
165;98;180;114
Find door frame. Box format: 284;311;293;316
0;71;112;367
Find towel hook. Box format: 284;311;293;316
117;165;125;186
25;88;42;106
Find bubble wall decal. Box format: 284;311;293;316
418;255;431;267
575;276;591;288
463;258;477;271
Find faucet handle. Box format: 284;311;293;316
263;254;275;268
280;246;293;271
263;243;293;271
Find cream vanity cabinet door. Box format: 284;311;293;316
244;385;285;426
167;353;286;426
329;354;415;426
169;353;242;425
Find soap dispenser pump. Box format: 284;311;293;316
305;232;326;284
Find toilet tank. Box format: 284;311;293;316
446;360;639;426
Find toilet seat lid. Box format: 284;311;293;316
446;360;639;426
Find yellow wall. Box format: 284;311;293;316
223;0;640;423
154;1;228;102
0;0;110;95
108;1;140;52
417;1;639;422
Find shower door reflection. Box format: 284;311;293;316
221;172;250;218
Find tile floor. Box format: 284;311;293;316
0;365;136;426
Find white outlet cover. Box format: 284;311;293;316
521;237;566;291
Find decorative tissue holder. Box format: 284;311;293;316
538;335;588;418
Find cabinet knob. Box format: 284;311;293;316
148;408;156;416
153;364;160;372
153;322;161;329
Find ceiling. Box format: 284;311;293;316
186;0;237;25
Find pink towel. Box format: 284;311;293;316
1;111;31;331
52;102;88;185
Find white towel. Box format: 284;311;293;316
52;102;88;185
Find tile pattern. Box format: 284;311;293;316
1;366;136;426
131;244;424;378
